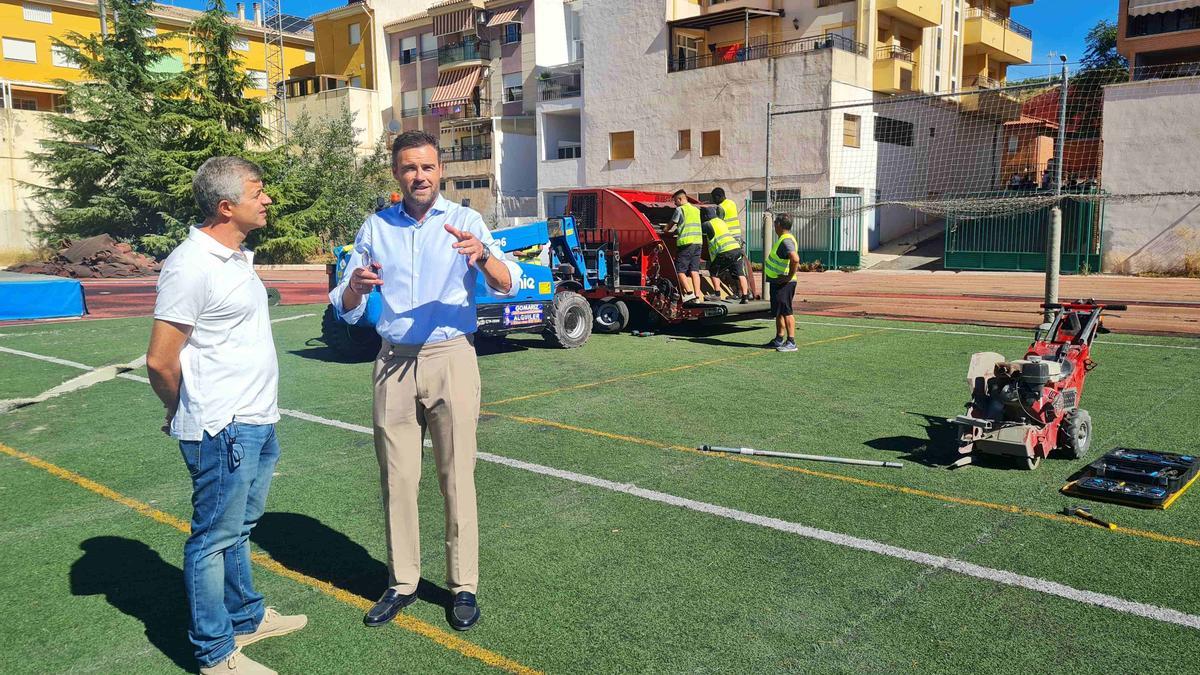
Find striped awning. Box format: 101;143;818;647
1129;0;1200;16
433;8;476;36
486;6;522;26
429;66;483;106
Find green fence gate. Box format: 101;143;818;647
944;197;1104;273
743;197;863;268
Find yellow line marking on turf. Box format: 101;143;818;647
478;413;1200;551
0;442;540;675
482;332;868;407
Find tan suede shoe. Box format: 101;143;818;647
235;607;309;648
200;648;277;675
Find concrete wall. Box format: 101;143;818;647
287;86;382;154
1101;76;1200;274
0;109;48;255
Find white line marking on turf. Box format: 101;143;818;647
752;318;1200;351
6;345;1200;631
270;313;316;324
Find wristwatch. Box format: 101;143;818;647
477;244;492;266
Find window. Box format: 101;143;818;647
474;178;490;189
402;90;419;116
1008;135;1019;153
421;86;434;110
701;130;721;157
3;38;37;63
1128;8;1200;37
349;75;362;88
232;37;249;51
678;129;691;151
51;44;79;69
750;189;802;202
305;49;315;63
504;22;522;44
842;114;861;148
400;36;417;64
502;72;523;102
247;69;268;90
454;178;491;190
22;3;52;23
874;116;913;146
349;23;361;45
6;97;38;110
420;32;436;55
609;131;635;161
557;143;581;159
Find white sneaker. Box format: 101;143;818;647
235;607;308;647
682;293;697;303
200;648;277;675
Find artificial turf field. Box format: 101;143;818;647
1;304;1199;674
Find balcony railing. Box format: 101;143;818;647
430;98;492;121
538;72;582;101
964;74;1002;90
668;33;866;73
875;45;915;63
444;143;492;162
439;38;490;66
966;7;1032;39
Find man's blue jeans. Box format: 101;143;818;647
179;422;279;667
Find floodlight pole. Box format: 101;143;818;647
1044;60;1069;321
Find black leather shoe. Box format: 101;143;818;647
363;588;417;627
448;591;480;631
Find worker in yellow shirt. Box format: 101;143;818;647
701;207;750;303
710;187;750;285
669;189;704;303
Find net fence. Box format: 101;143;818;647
765;62;1200;223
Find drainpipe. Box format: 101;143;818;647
98;0;108;37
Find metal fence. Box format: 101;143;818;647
944;196;1104;273
743;197;863;268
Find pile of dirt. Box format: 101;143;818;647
7;235;160;278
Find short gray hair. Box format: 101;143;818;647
192;156;263;219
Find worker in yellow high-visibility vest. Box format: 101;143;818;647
764;213;801;352
711;186;751;289
701;207;750;303
669;189;704;303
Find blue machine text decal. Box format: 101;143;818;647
504;303;544;327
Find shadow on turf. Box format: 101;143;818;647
252;512;453;610
865;412;1030;470
634;322;766;348
70;536;194;671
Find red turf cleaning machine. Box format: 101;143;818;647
950;300;1126;470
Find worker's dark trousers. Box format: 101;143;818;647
372;335;480;595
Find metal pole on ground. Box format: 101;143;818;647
763;102;774;298
1044;57;1069;321
700;445;904;469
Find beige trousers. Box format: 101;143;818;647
372;335;480;595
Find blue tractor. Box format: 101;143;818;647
321;216;610;360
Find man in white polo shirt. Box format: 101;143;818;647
147;157;306;675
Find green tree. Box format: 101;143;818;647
251;105;393;263
29;0;181;243
1080;19;1128;72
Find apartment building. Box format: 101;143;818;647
562;0;1033;248
384;0;571;226
0;0;315;254
1118;0;1200;78
0;0;315;111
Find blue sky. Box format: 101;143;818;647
160;0;1120;72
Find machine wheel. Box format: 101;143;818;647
320;305;381;362
593;300;630;334
1024;455;1043;470
543;291;592;348
1060;409;1093;460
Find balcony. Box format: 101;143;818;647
438;38;490;69
443;143;492;162
873;45;917;94
963;8;1033;64
959;75;1021;120
877;0;942;29
431;98;492;122
538;70;582;102
668;33;866;73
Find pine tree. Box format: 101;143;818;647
29;0;181;243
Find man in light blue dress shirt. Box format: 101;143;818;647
329;131;521;632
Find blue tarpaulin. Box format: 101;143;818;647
0;271;86;320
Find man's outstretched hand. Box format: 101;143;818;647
446;223;486;266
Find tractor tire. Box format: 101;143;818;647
543;291;592;349
320;305;381;363
593;300;630;334
1060;409;1092;460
